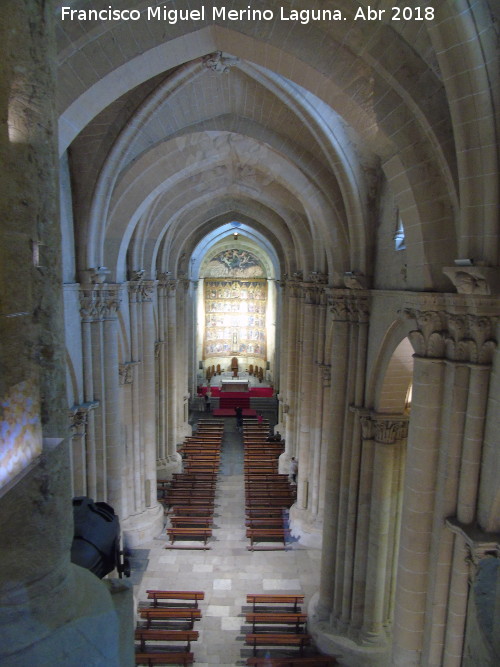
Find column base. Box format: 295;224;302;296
279;451;292;475
157;453;183;477
307;593;390;667
0;565;125;667
288;504;323;548
121;502;164;548
176;421;192;441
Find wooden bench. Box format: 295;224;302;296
246;656;337;666
245;612;307;632
146;590;205;608
169;482;216;490
246;527;288;547
246;507;286;518
166;489;216;497
247;594;304;612
245;474;289;482
245;495;295;505
135;652;194;666
170;516;213;528
169;506;214;517
183;457;220;465
173;473;217;480
246;517;286;528
164;497;215;510
135;628;199;651
245;482;291;489
179;448;221;455
167;527;212;545
245;632;311;655
139;608;201;628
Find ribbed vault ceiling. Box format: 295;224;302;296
57;1;473;286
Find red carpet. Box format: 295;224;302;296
212;408;257;417
198;386;274;398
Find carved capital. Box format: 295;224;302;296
316;362;331;387
79;285;121;321
82;266;111;285
329;293;370;323
344;271;367;290
141;279;156;302
401;308;497;362
68;401;99;434
443;266;500;295
119;361;140;385
309;271;328;284
446;517;500;582
329;296;350;321
202;51;239;74
155;340;166;359
358;411;409;444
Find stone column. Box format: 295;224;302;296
158;274;182;468
0;3;127;663
79;294;98;498
68;402;98;497
167;279;178;459
102;286;123;517
316;364;332;522
176;278;192;441
156;282;168;465
361;415;409;645
309;279;328;520
140;280;158;508
316;293;351;620
127;281;144;513
296;284;316;510
390;309;448;663
442;362;491;665
422;359;469;664
279;278;300;467
276;278;288;433
340;294;370;633
393;352;445;663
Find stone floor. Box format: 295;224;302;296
132;415;322;666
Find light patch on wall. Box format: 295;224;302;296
8;76;33;143
0;378;42;492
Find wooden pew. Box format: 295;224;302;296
168;481;216;490
245;474;289;482
165;489;216;499
146;590;205;608
169;506;214;517
135;652;194;666
246;517;286;528
139;607;201;629
135;628;199;651
164;497;215;510
246;656;337;666
165;496;215;511
246;507;286;518
245;611;307;633
245;632;311;655
246;527;288;548
173;473;217;481
167;527;212;546
246;594;304;612
245;481;291;489
170;516;213;528
245;494;295;505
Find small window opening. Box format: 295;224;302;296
394;214;406;251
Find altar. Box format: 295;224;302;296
221;380;249;392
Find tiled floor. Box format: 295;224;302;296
133;415;322;666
